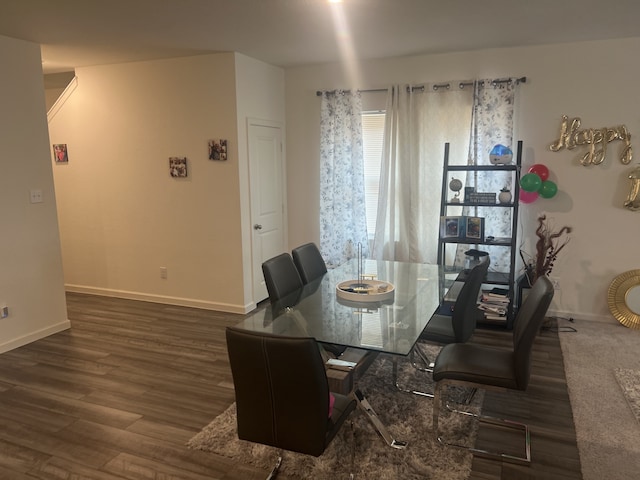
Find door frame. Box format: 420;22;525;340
247;117;287;306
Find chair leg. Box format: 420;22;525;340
433;380;532;465
265;455;282;479
392;356;434;398
349;420;356;480
411;342;434;372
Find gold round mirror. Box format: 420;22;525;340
608;269;640;329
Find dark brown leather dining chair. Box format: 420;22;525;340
290;242;349;357
291;242;379;382
421;258;490;347
262;253;303;303
292;242;327;284
226;327;357;477
394;259;490;397
431;275;554;464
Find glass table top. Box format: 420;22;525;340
235;259;446;356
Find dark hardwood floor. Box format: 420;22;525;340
0;293;581;479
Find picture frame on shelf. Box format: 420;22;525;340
465;216;484;242
440;216;463;238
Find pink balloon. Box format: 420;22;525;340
519;190;539;204
528;164;550;182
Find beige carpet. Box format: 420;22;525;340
188;351;482;479
614;368;640;423
558;318;640;480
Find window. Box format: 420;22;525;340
362;112;385;239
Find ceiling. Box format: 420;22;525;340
1;0;639;75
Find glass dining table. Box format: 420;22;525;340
238;259;445;353
234;258;447;448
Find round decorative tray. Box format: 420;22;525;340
336;279;395;303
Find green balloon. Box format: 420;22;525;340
539;180;558;198
520;173;542;192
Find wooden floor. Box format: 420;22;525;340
0;293;582;479
469;324;582;480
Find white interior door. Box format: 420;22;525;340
249;120;285;303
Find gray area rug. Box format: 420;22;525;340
614;368;640;423
188;348;482;479
559;319;640;480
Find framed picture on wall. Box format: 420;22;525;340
208;139;228;161
53;144;68;163
169;157;188;177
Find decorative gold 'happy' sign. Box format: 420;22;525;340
549;115;633;166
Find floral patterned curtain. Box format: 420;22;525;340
457;78;520;272
319;91;369;267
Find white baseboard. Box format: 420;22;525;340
547;308;613;323
65;284;254;314
0;320;71;354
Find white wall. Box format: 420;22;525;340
49;54;247;312
285;37;640;321
0;35;69;352
234;53;286;309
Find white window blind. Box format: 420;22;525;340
361;112;385;238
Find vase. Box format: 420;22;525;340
498;190;512;204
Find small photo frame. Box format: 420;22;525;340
208;139;228;161
440;216;463;238
465;216;485;242
169;157;188;177
53;144;68;163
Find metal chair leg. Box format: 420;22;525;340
409;343;434;372
392;356;434;398
265;455;282;479
433;380;532;465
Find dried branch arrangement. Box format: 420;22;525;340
532;214;572;282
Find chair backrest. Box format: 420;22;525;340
226;327;331;456
512;275;554;389
451;259;490;342
292;242;327;284
262;253;304;302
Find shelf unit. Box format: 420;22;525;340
437;141;522;328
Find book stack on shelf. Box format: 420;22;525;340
478;287;509;322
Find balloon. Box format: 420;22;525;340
528;164;550;181
519;190;539;204
520;173;542;192
539;180;558;199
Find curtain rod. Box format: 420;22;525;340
316;76;527;96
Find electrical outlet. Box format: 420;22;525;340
30;189;43;204
160;267;167;279
550;278;560;290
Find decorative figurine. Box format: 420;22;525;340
449;177;463;203
498;186;512;204
489;144;513;165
